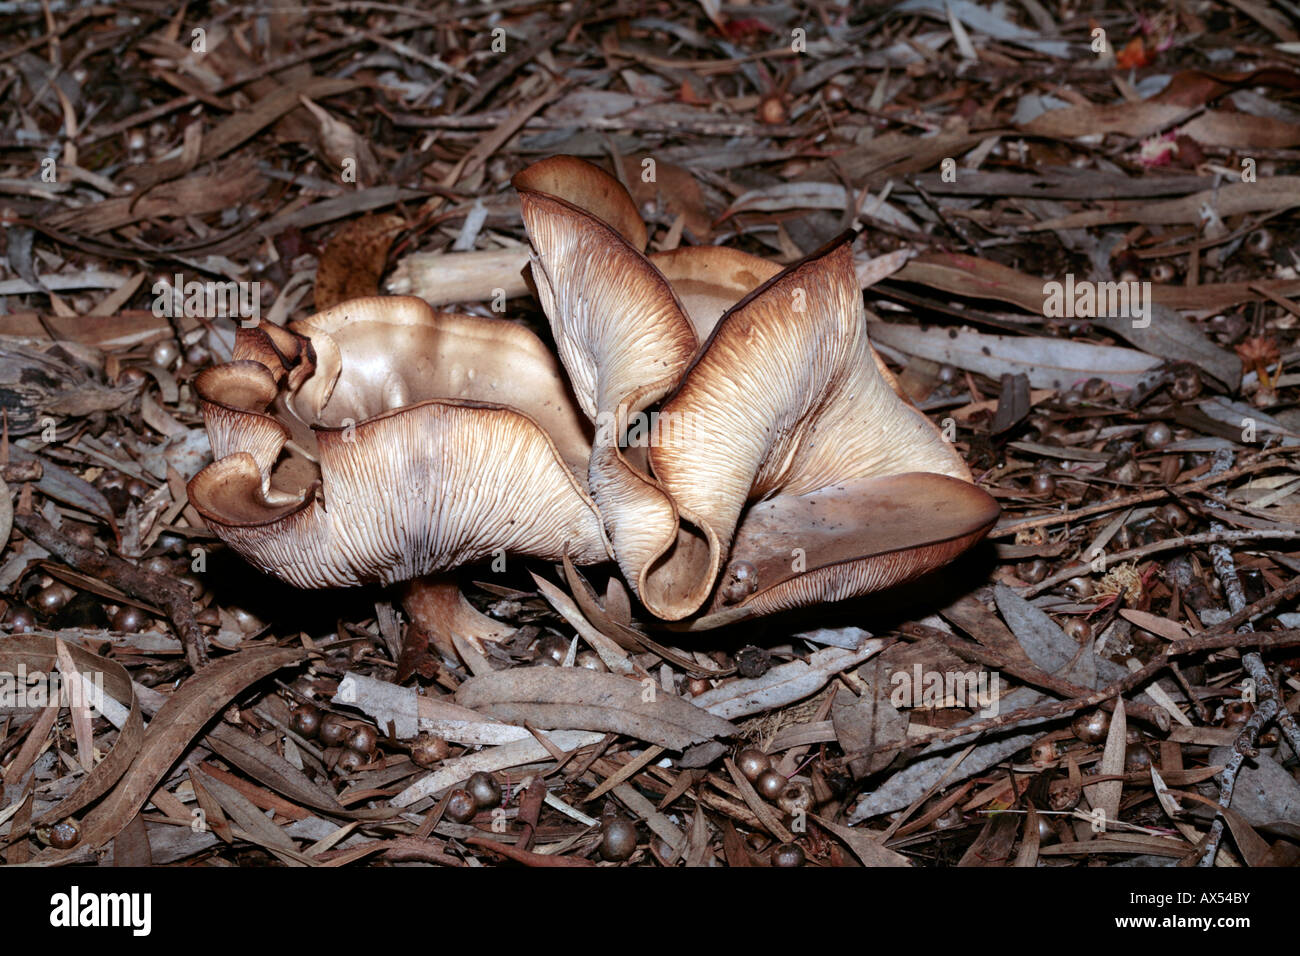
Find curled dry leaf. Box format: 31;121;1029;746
832;673;909;778
849;686;1054;822
37;645;302;860
0;635;143;825
0;476;10;556
391;730;605;808
455;666;737;750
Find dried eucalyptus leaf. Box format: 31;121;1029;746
832;676;908;778
869;322;1161;391
848;687;1051;821
693;643;885;720
456;666;737;750
1094;306;1240;391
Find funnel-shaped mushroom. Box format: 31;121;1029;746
514;158;999;625
191;154;998;643
188;296;610;591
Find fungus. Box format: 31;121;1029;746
515;157;999;626
190;155;998;640
187;296;611;649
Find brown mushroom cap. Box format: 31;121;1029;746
648;238;993;622
516;166;703;620
188;296;609;589
513;156;997;624
512;155;647;252
650;246;782;340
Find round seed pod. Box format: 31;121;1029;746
111;606;148;634
1062;617;1092;642
32;584;75;617
1049;783;1082;812
2;605;36;633
1071;709;1111;744
176;573;206;600
1030;472;1056;496
1223;700;1253;726
411;734;450;769
575;650;607;672
1245;228;1273;255
335;749;365;773
346;724;378;755
1082;378;1111;401
466;771;502;810
1170;365;1201;402
533;632;569;664
757;94;787;125
1017;559;1049;584
141;555;175;576
1030;739;1057;765
1149;261;1176;283
47;820;80;849
444;789;478;824
720;560;759;605
772;843;806;867
600;817;638;861
1155;502;1189;529
1124;743;1152;771
777;781;813;817
116;366;148;388
736;748;771;783
1036;814;1059;846
150;339;179;368
318;713;350;747
1064;576;1095;599
1142;421;1172;449
756;769;787;801
157;532;187;555
290;703;321;738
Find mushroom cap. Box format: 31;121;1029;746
513;157;998;624
512;155;647;252
516;164;702;620
188;296;609;589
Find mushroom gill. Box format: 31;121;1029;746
188;297;609;591
513;158;998;624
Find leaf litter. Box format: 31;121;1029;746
0;0;1298;869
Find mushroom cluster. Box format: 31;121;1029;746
189;156;999;632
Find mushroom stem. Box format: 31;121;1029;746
401;574;515;664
